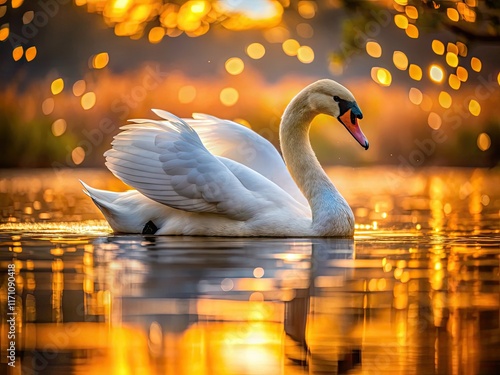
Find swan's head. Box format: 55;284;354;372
306;79;369;150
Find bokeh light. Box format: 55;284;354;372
468;99;481;116
51;119;67;137
405;24;419;38
471;57;481;72
438;91;452;108
282;38;300;56
220;87;239;106
393;51;408;70
427;112;442;130
25;46;37;62
71;146;85;165
445;52;458;67
432;40;444;55
298;1;317;19
447;8;459;22
409;64;422;81
72;80;86;97
296;22;313;38
12;46;23;61
405;6;418;19
0;24;9;41
81;92;97;110
22;10;34;24
92;53;110;69
246;42;266;59
408;88;423;105
456;66;468;82
225;57;245;75
394;14;408;29
297;45;314;63
51;78;64;95
366;41;382;58
371;67;392;87
42;98;55;115
448;74;461;90
148;26;165;44
178;85;197;104
477;133;491;151
429;65;444;83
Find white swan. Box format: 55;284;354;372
82;79;368;237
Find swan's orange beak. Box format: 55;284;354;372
338;109;369;150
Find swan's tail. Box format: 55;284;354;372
80;180;161;234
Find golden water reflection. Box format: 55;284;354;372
0;167;499;374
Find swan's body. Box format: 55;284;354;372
82;79;368;237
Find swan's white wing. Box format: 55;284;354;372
104;110;268;220
180;113;308;207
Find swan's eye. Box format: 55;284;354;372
333;96;340;102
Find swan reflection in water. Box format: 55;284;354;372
2;230;499;374
94;237;359;374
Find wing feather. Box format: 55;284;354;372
104;111;264;220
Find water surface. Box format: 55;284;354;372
0;167;499;374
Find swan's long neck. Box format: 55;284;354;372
279;92;354;236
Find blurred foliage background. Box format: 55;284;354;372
0;0;499;169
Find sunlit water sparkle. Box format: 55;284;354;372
0;167;499;375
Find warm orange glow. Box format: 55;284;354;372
471;57;481;72
51;78;64;95
282;38;300;56
366;41;382;58
420;94;433;111
51;119;67;137
432;40;444;55
92;52;109;69
246;42;266;59
297;45;314;63
438;91;452;108
468;99;480;116
81;92;97;110
409;64;422;81
220;87;239;106
408;87;422;105
178;85;197;104
393;51;408;70
429;65;444;83
25;46;37;62
394;0;408;5
477;133;491;151
225;57;245;75
12;46;23;61
72;80;86;97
